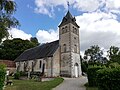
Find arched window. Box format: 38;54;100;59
73;27;78;35
65;26;67;32
62;56;65;67
63;44;67;52
73;27;74;33
32;62;34;72
42;63;45;74
74;28;77;34
39;60;42;69
24;63;26;72
74;37;76;40
62;27;64;34
17;62;20;71
74;45;77;53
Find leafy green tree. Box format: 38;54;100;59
107;46;120;64
0;0;19;42
0;38;39;60
30;37;39;46
80;55;88;74
84;45;106;64
0;64;6;90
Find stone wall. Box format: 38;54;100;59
45;57;52;77
52;48;60;77
71;53;82;77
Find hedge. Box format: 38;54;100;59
87;65;104;86
0;64;6;90
14;71;20;79
96;67;120;90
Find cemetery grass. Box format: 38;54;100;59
5;77;64;90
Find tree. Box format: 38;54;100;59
107;46;120;64
84;45;106;64
30;37;39;46
0;38;39;60
0;64;6;90
0;0;19;42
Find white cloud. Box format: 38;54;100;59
34;0;120;17
74;0;101;12
34;0;80;17
8;28;32;40
8;28;59;44
36;29;59;43
106;0;120;9
76;11;120;51
105;0;120;14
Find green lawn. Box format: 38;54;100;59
5;77;64;90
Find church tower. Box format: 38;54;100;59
59;11;82;77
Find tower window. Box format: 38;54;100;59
62;27;64;34
73;27;78;35
63;44;67;52
64;29;67;33
62;26;68;34
74;37;76;40
65;26;67;32
74;28;77;34
73;27;74;33
74;45;77;53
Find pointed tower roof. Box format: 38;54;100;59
58;10;79;28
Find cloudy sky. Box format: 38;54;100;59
9;0;120;53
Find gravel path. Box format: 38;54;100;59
53;76;88;90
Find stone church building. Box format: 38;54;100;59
15;11;82;77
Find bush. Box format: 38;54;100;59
109;62;120;68
81;62;88;74
97;67;120;90
14;71;20;79
19;71;27;76
87;65;103;86
0;64;6;90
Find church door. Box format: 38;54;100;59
74;63;79;77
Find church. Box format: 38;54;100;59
15;10;82;77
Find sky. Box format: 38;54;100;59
9;0;120;54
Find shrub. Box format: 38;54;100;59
96;67;120;90
81;62;88;74
109;62;120;68
0;64;6;90
14;71;20;79
87;65;103;86
19;71;27;76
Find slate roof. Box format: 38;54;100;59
15;40;59;62
59;10;79;28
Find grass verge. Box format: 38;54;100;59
5;77;64;90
